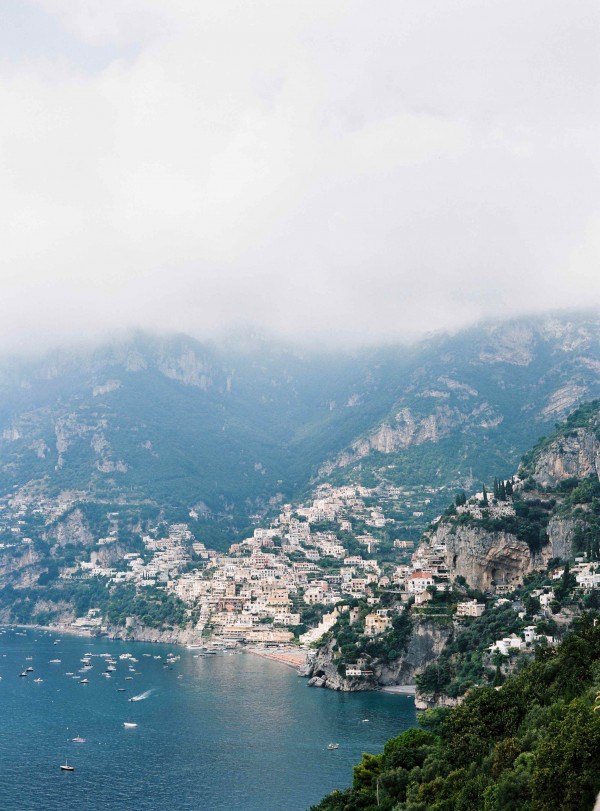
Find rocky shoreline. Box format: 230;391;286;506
6;621;202;647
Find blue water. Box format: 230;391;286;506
0;628;416;811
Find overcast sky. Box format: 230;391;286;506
1;0;599;350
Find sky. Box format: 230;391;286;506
1;0;599;351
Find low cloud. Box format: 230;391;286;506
1;0;599;350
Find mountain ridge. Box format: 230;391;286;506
1;311;600;551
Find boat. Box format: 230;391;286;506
125;676;133;680
49;659;61;664
79;678;89;684
60;761;75;772
72;736;86;743
117;688;127;692
123;722;137;728
327;743;340;750
34;678;43;683
19;672;27;678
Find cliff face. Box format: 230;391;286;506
423;511;581;591
432;523;533;591
302;619;452;692
48;509;95;547
0;545;44;587
322;402;501;473
529;427;600;489
546;515;579;561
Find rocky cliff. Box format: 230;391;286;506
428;522;536;592
302;618;452;692
420;500;586;591
526;426;600;489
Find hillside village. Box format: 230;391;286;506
1;473;596;692
2;394;600;705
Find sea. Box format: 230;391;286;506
0;628;417;811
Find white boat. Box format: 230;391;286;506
49;659;61;664
123;722;138;728
34;678;43;683
79;678;89;684
72;736;86;743
60;761;75;772
327;743;340;750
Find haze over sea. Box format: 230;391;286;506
0;629;416;810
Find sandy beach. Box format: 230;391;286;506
380;684;416;695
246;647;308;670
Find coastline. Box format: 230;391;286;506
245;646;308;671
5;624;309;668
4;622;198;647
380;684;416;695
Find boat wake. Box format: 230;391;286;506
129;689;155;702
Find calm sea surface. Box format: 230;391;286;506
0;628;416;811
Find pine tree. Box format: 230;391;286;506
481;484;488;507
493;478;499;500
505;479;513;497
499;480;507;501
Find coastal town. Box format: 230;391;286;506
0;474;594;690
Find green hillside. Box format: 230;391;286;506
311;616;600;811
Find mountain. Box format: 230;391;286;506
0;332;415;547
317;312;600;499
300;398;600;700
1;311;600;551
309;402;600;811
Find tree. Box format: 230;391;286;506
481;484;489;507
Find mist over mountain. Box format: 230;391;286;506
1;311;599;549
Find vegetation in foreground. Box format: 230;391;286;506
311;615;600;811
